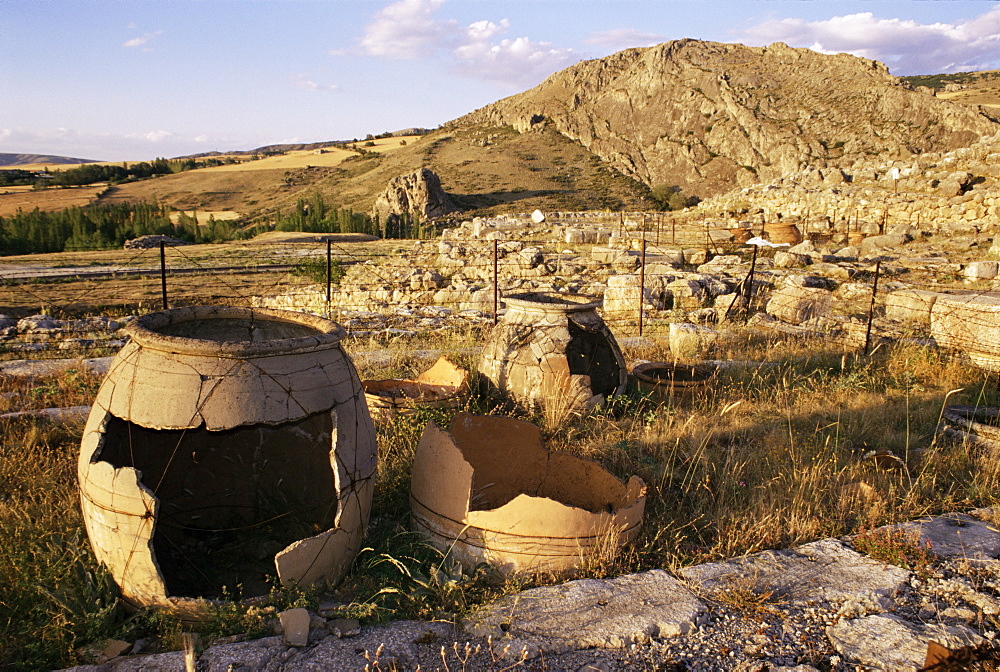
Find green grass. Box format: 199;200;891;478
2;328;1000;667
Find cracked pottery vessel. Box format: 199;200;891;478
410;413;646;574
78;306;377;619
478;292;626;413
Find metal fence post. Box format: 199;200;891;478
638;237;646;336
863;259;882;356
326;240;332;305
159;241;168;310
492;238;499;326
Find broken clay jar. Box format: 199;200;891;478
363;356;469;419
763;222;803;245
410;413;646;574
477;292;626;414
632;361;718;401
78;306;377;619
729;226;752;244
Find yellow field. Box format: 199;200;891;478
167;210;243;224
200;136;421;172
10;136;421;174
935;69;1000;109
0;185;107;216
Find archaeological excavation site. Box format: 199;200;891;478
8;34;1000;672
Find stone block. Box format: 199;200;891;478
773;251;810;268
669;322;719;359
884;289;941;324
766;285;833;324
931;293;1000;370
963;260;999;280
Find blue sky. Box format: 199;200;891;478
3;0;1000;161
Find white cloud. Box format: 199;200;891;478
739;7;1000;74
452;34;578;88
140;130;175;143
585;28;664;50
358;0;578;88
293;75;339;92
360;0;456;59
122;30;163;49
194;135;209;143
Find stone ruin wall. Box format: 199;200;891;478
255;133;1000;356
698;132;1000;234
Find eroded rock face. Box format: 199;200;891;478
455;39;998;199
371;168;460;224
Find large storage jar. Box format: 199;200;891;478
78;306;376;618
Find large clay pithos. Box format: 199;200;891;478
77;306;376;619
478;292;626;413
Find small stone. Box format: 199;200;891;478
941;606;977;621
578;663;612;672
279;608;311;647
97;639;131;663
328;618;362;637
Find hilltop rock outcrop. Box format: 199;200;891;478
455;39;999;199
371;168;460;223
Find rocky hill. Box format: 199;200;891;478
455;39;1000;201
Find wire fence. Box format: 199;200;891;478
2;224;999;361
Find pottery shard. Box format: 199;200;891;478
765;285;833;324
409;414;646;574
371;168;460;223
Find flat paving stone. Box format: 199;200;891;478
888;513;1000;560
0;356;112;378
677;538;911;605
827;613;983;671
286;621;458;671
464;569;705;655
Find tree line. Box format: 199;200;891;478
0;192;434;256
0;156;247;189
0;202;243;255
272;193;433;239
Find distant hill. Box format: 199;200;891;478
11;41;1000;221
0;153;97;167
456;39;1000;199
176;130;436;160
